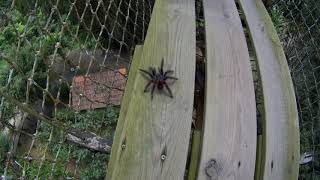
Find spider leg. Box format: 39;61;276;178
159;58;164;75
151;83;156;100
165;76;178;80
139;69;153;79
150;67;157;76
164;83;174;98
161;58;164;69
144;81;152;92
164;70;174;76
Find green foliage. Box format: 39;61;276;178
0;133;10;174
0;1;122;179
79;153;108;180
0;5;105;177
0;3;97;98
0;8;53;99
37;122;53;143
32;106;119;179
13;0;71;16
24;160;66;179
0;4;96;121
56;106;120;135
270;6;288;39
0;0;10;9
0;60;6;69
34;128;109;179
0;102;15;124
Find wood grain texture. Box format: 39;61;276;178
107;0;196;179
107;45;143;176
238;0;300;179
198;0;257;179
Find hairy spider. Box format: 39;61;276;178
139;58;178;99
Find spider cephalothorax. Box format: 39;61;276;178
139;58;178;99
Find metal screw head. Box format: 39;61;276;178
121;144;126;150
161;154;166;161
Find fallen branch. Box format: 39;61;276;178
66;129;112;153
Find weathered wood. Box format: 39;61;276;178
107;45;143;175
198;0;257;179
66;128;112;153
107;0;196;179
187;130;201;180
238;0;300;179
255;134;264;180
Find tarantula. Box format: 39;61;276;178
139;58;178;99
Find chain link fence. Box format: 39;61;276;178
269;0;320;179
1;0;319;179
0;0;154;179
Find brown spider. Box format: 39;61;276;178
139;58;178;99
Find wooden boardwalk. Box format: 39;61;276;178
107;0;196;179
239;0;300;179
107;0;300;179
197;0;257;179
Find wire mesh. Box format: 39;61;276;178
2;0;319;179
269;0;320;179
0;0;154;179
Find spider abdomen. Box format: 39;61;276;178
157;81;165;89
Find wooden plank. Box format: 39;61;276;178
187;130;201;180
107;0;196;179
255;134;264;180
238;0;300;179
107;45;143;176
198;0;257;180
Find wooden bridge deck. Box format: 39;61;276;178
107;0;196;179
107;0;300;179
197;0;257;179
239;0;300;179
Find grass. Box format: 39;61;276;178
0;60;6;70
